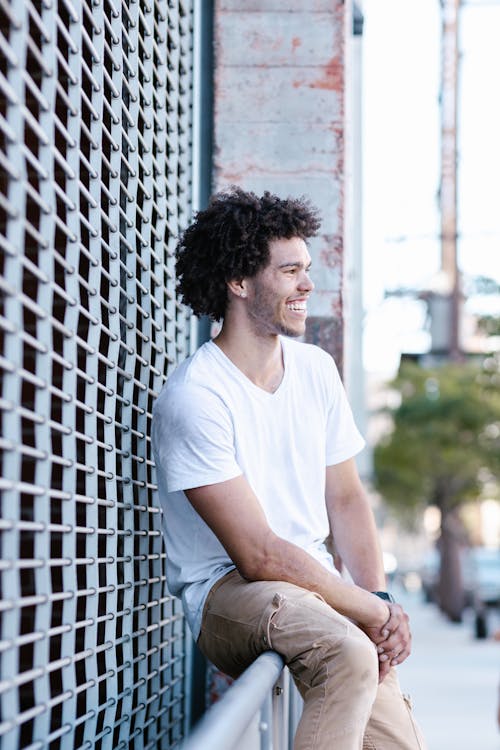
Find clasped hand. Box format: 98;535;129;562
363;603;412;683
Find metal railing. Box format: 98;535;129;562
181;654;303;750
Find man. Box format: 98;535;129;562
152;188;426;749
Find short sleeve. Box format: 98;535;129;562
325;361;365;466
152;384;242;492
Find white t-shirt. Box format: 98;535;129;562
151;336;365;639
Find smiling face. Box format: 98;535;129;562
244;237;314;338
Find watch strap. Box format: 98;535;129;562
371;590;396;603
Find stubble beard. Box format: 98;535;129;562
248;287;305;339
275;321;304;338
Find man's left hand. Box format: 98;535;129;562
377;603;412;673
363;602;412;682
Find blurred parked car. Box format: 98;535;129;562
468;546;500;639
419;545;500;636
420;548;440;604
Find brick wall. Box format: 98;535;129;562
213;0;351;368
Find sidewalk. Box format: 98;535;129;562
396;589;500;750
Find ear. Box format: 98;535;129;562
227;278;248;299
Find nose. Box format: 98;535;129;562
298;269;314;293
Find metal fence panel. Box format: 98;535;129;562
0;0;195;747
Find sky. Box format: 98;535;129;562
458;2;500;282
361;0;500;374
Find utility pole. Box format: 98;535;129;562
438;0;466;626
439;0;461;361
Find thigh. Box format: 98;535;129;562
197;569;363;681
197;570;277;676
266;584;377;696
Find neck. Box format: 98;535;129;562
214;324;284;393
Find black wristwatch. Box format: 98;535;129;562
372;590;396;603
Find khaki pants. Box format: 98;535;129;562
198;570;427;750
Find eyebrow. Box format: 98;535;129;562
277;260;312;270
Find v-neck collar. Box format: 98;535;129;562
207;337;289;399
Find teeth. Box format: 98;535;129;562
287;303;306;311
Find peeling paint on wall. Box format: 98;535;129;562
214;0;349;364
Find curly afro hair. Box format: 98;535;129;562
175;186;321;321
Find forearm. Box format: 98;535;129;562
325;461;386;591
245;529;389;629
332;494;387;591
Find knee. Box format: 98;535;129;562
300;627;379;681
297;629;378;706
336;630;379;688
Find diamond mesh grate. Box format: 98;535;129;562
0;1;194;747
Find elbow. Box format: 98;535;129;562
235;531;281;582
237;558;265;582
236;554;267;582
237;561;258;582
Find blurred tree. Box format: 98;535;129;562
466;275;500;296
476;315;500;338
374;357;500;621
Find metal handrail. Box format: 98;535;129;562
180;652;285;750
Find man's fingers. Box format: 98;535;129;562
378;628;411;652
380;602;406;637
377;623;412;666
372;602;412;676
390;642;412;666
378;634;412;667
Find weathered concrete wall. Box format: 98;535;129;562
213;0;351;368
